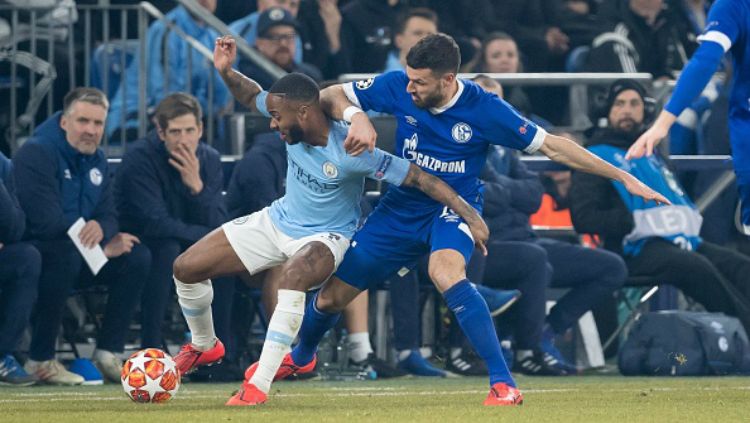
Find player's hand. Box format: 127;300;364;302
621;173;671;205
79;219;104;248
169;144;204;195
626;125;668;160
344;112;376;156
467;216;490;256
104;232;140;258
214;35;236;75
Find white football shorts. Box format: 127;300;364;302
222;207;350;276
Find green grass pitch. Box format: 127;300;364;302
2;376;749;422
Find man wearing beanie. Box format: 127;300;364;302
569;79;750;332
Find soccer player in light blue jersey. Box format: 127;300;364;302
627;0;750;232
262;33;668;406
170;35;492;407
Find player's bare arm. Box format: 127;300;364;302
401;163;489;255
214;35;263;112
538;133;671;205
320;84;376;156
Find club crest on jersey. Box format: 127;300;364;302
451;122;472;143
89;168;103;186
356;78;374;90
322;161;339;178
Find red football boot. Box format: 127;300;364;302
244;352;317;382
173;339;225;376
225;382;267;406
483;382;524;406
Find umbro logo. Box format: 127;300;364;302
405;115;418;126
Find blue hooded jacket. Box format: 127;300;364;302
12;111;117;242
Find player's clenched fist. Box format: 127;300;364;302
214;35;236;74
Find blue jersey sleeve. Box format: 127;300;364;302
485;95;547;154
341;147;410;186
255;91;271;117
697;0;741;52
342;71;406;114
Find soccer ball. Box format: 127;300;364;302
121;348;181;403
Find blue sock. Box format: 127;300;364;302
290;291;341;366
443;279;516;388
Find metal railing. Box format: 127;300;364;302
2;2;232;155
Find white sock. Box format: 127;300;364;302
250;289;306;393
397;349;412;362
450;347;462;360
174;277;216;351
348;332;373;363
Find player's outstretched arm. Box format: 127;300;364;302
213;35;263;112
320;85;376;156
401;164;489;255
538;134;671;206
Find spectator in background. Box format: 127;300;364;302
587;0;695;78
569;79;750;332
114;93;237;375
474;33;533;118
340;0;405;72
296;0;348;79
229;0;304;65
237;7;322;90
107;0;230;138
383;8;438;72
13;87;150;384
0;152;40;386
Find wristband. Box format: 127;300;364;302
343;106;363;123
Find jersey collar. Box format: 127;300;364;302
429;79;464;115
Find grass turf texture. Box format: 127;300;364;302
2;376;749;422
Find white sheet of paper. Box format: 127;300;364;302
67;218;108;275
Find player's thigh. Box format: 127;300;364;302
176;210;286;283
335;221;425;291
173;227;246;283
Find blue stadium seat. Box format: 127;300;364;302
90;40;139;100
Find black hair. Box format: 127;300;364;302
406;33;460;75
268;72;319;104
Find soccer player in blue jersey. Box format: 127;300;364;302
249;33;668;407
170;35;492;406
627;0;750;232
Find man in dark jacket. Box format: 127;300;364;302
570;79;750;330
115;93;231;352
13;87;150;384
0;152;40;386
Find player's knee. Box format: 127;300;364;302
279;264;309;291
173;253;197;283
314;289;347;313
427;263;465;290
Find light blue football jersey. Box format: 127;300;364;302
255;91;410;239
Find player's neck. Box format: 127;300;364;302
435;81;459;110
306;110;330;147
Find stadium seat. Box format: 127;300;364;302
90;40;139;101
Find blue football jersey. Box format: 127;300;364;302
343;71;547;214
254;91;410;239
698;0;750;117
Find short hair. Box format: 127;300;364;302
269;72;320;104
471;74;497;87
154;92;203;130
406;33;460;75
63;87;109;115
395;8;438;35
